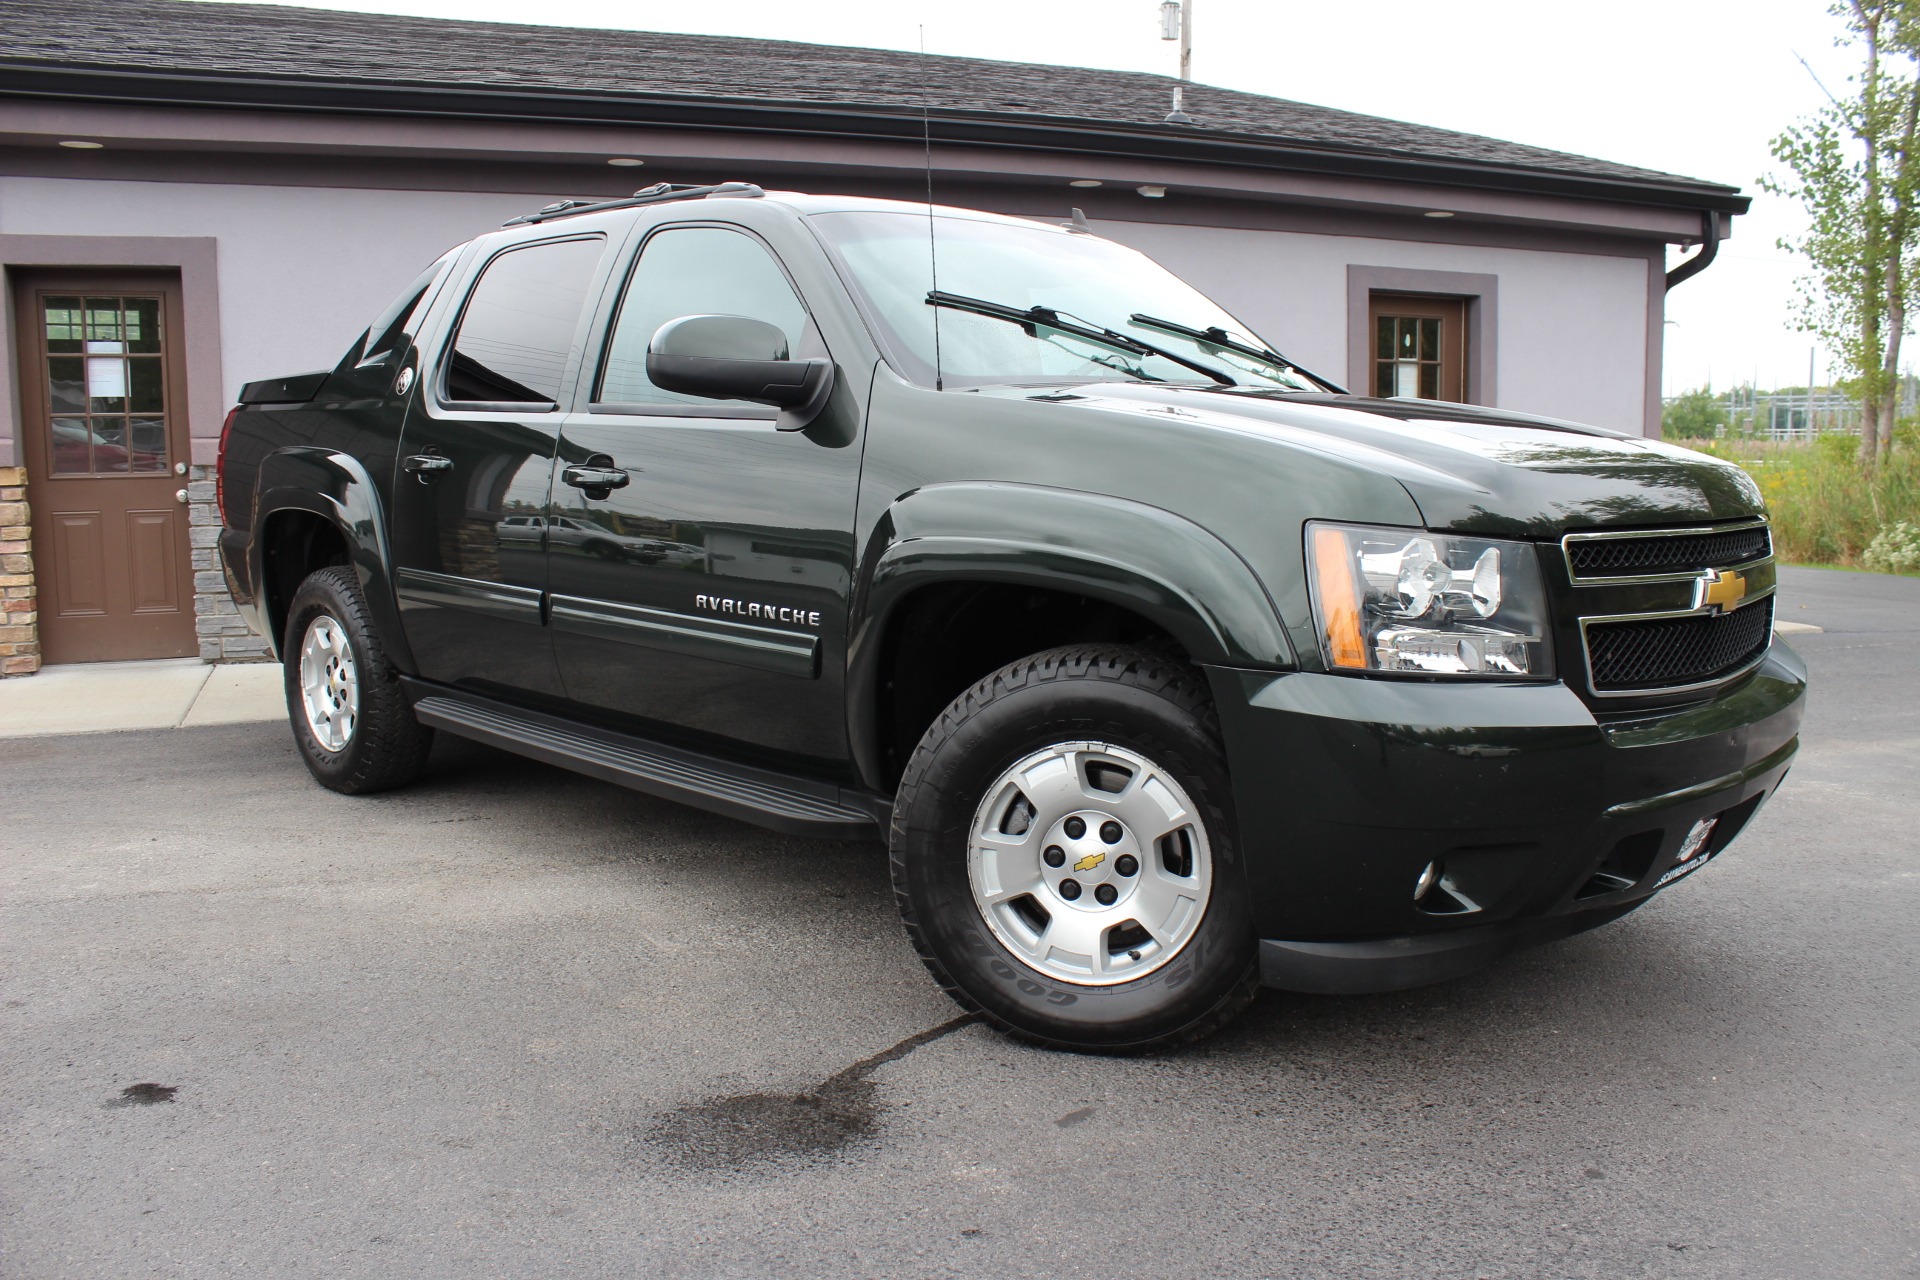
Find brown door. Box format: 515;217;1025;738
1370;293;1468;402
15;273;198;663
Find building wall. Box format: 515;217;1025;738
1100;220;1653;434
1;176;1657;437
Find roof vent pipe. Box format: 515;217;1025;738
1665;211;1722;292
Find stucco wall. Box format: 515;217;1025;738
1098;219;1653;434
1;175;1653;445
0;177;526;440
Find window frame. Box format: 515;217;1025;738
434;231;610;415
1345;266;1497;407
584;219;824;422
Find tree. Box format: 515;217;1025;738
1662;387;1725;439
1765;0;1920;468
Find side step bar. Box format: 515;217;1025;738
408;689;887;841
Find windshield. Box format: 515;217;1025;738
810;211;1323;392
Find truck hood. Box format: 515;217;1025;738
997;384;1764;537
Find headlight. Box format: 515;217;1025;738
1305;522;1553;678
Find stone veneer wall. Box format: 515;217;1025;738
189;463;270;663
0;462;266;676
0;466;38;676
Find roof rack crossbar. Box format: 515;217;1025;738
502;181;764;226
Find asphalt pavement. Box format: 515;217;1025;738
2;566;1915;1279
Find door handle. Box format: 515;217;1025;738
561;457;630;500
404;453;453;478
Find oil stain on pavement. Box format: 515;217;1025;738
646;1015;977;1172
105;1083;177;1107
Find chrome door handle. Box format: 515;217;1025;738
404;453;453;477
561;455;630;501
561;465;629;490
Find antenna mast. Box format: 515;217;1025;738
920;25;943;391
1160;2;1193;122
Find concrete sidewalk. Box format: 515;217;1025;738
0;659;284;738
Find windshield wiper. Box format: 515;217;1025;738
1128;313;1346;393
926;291;1236;386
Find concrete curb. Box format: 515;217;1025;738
0;659;283;739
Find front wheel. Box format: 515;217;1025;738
283;565;434;795
890;646;1258;1053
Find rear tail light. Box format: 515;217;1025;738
215;405;240;522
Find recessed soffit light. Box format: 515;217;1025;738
1069;179;1103;188
1137;184;1168;198
607;157;646;167
1424;210;1455;218
58;140;104;149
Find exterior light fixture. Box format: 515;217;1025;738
1069;179;1103;188
607;157;646;167
58;140;104;149
1137;184;1167;198
1424;210;1454;218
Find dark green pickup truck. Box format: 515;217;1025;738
218;183;1804;1052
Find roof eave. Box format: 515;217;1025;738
0;61;1752;216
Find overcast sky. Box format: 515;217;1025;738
245;0;1861;395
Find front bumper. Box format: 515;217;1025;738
1206;644;1806;994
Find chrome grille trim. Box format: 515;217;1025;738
1576;589;1776;697
1561;517;1772;584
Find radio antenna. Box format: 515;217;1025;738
920;24;944;391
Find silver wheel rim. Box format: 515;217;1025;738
298;615;359;753
968;741;1214;986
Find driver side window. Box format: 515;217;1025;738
597;226;811;409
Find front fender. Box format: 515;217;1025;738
847;481;1296;787
251;446;413;671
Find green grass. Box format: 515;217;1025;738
1684;434;1920;570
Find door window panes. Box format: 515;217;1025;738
445;237;604;405
41;295;169;475
1375;314;1442;400
598;227;810;408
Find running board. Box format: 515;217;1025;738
408;690;887;841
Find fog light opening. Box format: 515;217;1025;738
1414;862;1482;915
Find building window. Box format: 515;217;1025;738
1369;293;1467;402
42;295;171;475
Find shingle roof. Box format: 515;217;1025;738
0;0;1741;205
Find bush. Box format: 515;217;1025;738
1662;388;1724;439
1863;520;1920;573
1689;434;1920;569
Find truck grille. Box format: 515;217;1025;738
1585;598;1775;692
1566;523;1771;578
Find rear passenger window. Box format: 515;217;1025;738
597;226;811;409
444;236;604;406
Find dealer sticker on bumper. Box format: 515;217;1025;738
1655;817;1720;888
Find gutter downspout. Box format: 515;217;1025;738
1665;211;1723;291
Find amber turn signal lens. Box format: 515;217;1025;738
1312;525;1368;669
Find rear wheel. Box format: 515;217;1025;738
283;565;434;794
890;646;1258;1053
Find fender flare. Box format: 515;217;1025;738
251;446;414;671
847;481;1296;789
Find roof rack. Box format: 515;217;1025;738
503;181;765;227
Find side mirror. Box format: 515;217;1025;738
645;314;834;431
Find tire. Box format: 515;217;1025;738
890;645;1258;1053
283;565;434;795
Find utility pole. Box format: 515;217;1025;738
1180;0;1193;81
1807;347;1815;434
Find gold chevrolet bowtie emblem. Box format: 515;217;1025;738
1073;852;1105;873
1698;568;1748;611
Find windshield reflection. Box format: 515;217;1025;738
812;210;1322;393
